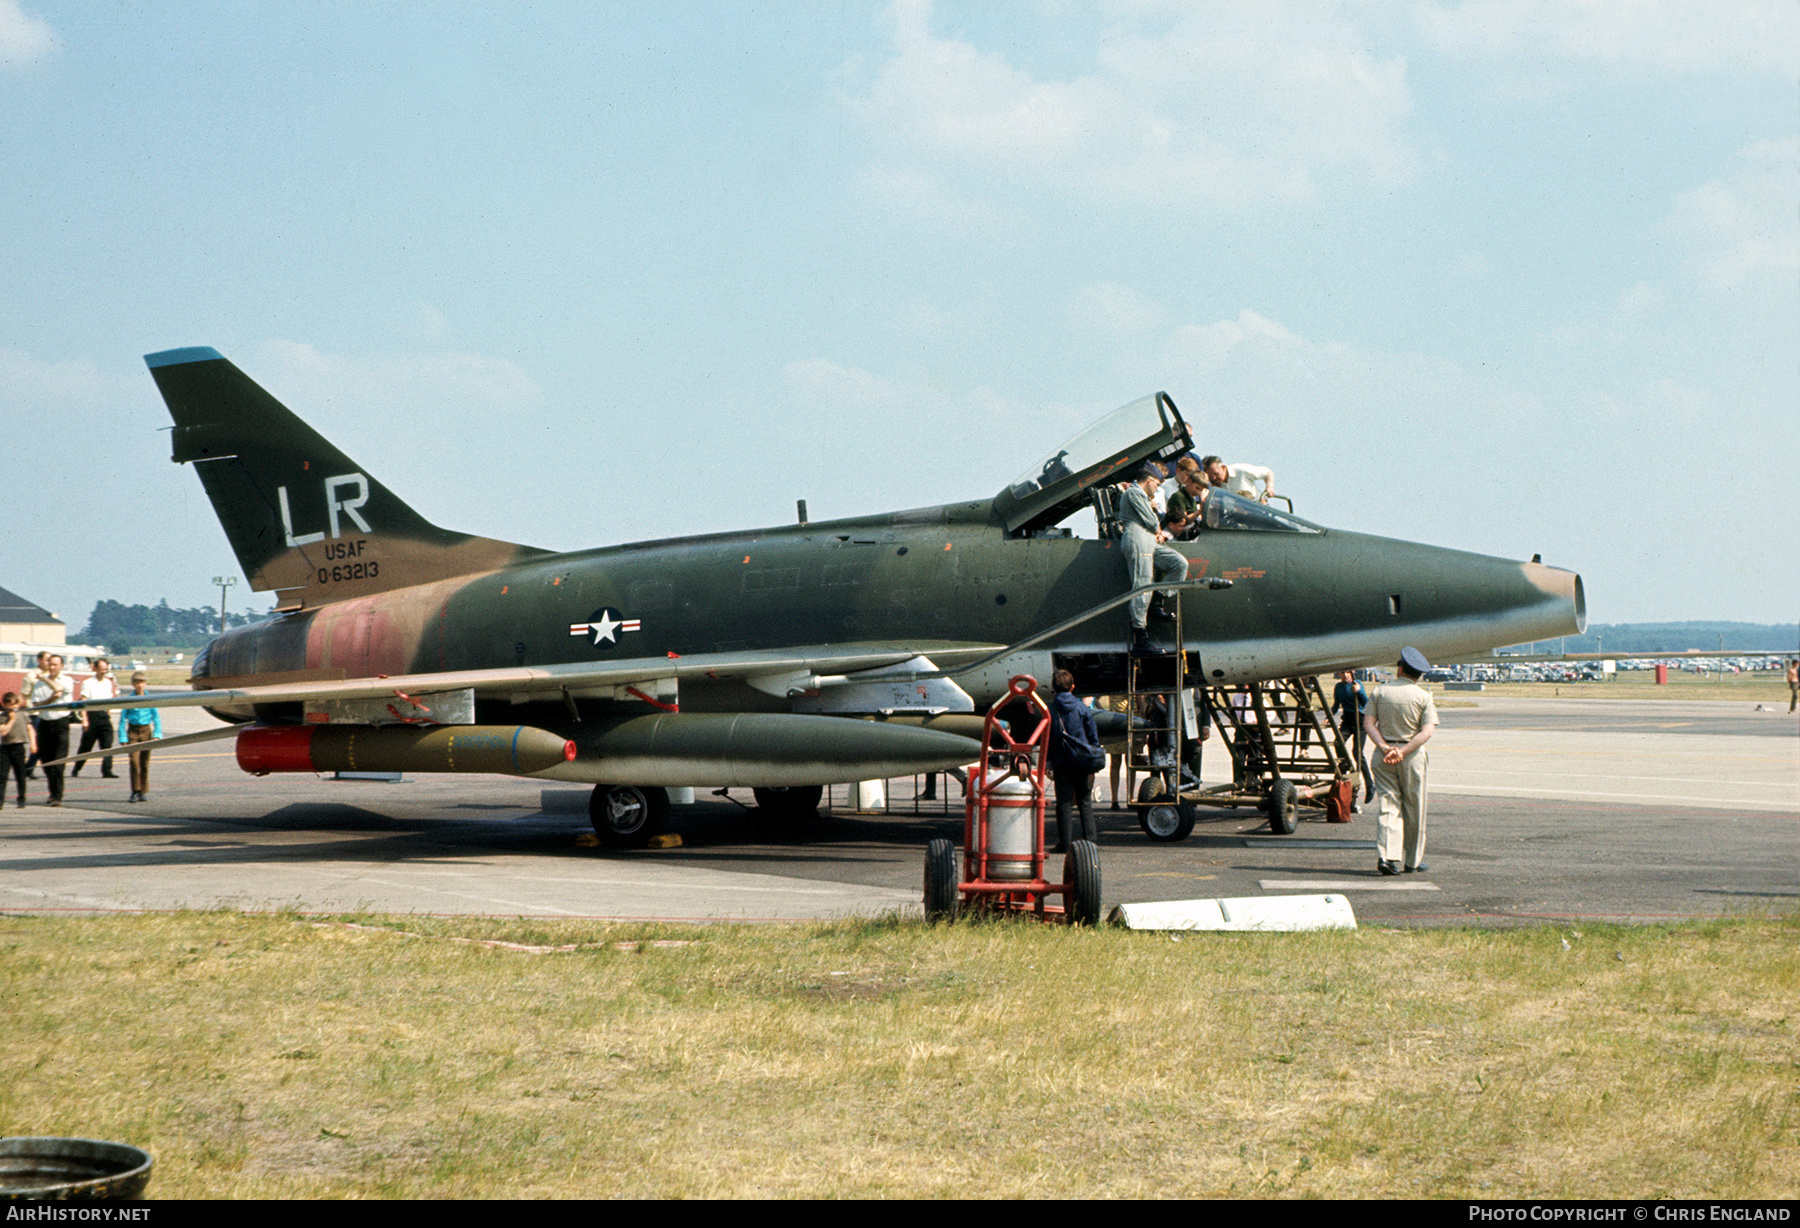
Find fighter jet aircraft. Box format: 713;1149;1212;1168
55;346;1583;845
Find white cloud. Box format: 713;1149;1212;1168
1613;280;1664;322
847;0;1415;211
776;357;1095;508
0;0;54;66
415;303;449;338
0;346;124;405
1668;138;1800;293
1415;0;1800;76
1164;309;1302;374
249;340;542;421
782;355;1015;434
1069;281;1165;337
852;163;1015;233
1641;374;1716;419
785;355;923;410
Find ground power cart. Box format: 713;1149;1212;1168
922;674;1102;926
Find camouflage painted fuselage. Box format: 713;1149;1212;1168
195;497;1582;713
150;346;1580;788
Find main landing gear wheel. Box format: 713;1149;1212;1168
752;785;823;821
923;838;959;922
1138;790;1195;842
1137;776;1194;842
1065;839;1102;926
1266;777;1299;835
590;784;671;848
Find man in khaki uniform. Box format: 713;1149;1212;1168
1363;646;1438;875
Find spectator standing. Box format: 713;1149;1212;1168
1047;670;1103;852
29;655;74;806
1331;669;1372;808
71;657;119;779
1096;693;1130;809
23;651;48;778
120;672;162;803
1;692;32;808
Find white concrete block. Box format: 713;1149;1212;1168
1109;893;1357;931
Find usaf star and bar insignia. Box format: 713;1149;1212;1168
569;607;642;648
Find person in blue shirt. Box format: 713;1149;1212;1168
1331;670;1366;733
118;672;162;803
1332;670;1372;809
1048;669;1103;852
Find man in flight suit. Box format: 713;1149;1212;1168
1120;467;1188;655
1363;646;1438;875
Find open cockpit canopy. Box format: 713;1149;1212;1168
992;392;1192;535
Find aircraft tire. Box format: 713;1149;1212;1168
1138;791;1194;842
752;785;824;821
923;838;959;922
1266;778;1299;835
1066;839;1102;926
590;784;671;848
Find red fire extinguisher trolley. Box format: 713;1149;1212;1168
922;674;1102;925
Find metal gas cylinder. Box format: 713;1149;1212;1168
979;767;1039;881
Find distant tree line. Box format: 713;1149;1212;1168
80;599;272;654
1517;621;1799;655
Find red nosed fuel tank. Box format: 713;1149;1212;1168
236;724;577;776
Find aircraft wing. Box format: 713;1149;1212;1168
40;641;1007;714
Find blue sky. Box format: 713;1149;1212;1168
4;0;1795;633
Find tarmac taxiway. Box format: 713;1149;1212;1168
3;695;1793;927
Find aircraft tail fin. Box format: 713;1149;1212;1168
147;347;546;608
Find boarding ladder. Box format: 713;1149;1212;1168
1124;606;1359;839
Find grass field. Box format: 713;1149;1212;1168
2;912;1794;1199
